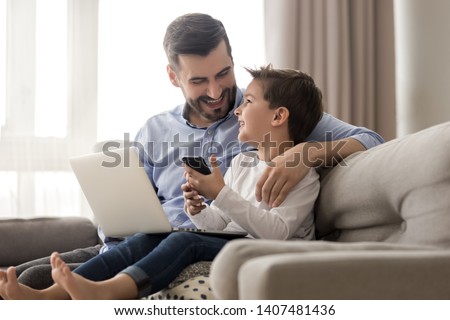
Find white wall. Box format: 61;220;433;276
394;0;450;136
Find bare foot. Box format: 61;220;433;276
0;267;45;299
50;252;109;300
0;269;7;298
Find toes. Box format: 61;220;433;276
0;270;7;297
6;267;17;282
0;270;7;282
50;252;60;269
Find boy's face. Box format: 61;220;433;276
167;40;237;127
235;79;276;146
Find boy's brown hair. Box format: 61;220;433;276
245;65;323;145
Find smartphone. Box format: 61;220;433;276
182;156;211;175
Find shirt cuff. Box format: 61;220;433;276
351;133;385;150
211;185;233;211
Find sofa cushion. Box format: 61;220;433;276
0;216;99;266
144;261;214;300
145;276;214;300
316;121;450;248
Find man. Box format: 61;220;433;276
13;12;384;290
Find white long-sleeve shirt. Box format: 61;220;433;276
187;152;320;240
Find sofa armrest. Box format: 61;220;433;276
237;250;450;299
0;216;100;267
210;239;435;299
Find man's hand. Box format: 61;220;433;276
256;138;366;207
184;155;225;201
256;144;310;208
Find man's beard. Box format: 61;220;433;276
186;85;237;123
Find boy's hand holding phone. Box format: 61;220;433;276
182;155;225;201
182;156;211;175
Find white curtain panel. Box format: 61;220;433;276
264;0;396;140
0;0;97;218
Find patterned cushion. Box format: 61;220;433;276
143;261;215;300
145;276;214;300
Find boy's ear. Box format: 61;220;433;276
167;65;180;87
271;107;289;127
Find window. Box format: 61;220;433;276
35;0;67;138
97;0;265;141
0;0;265;219
0;0;5;130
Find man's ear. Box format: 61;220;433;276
271;107;289;127
167;65;180;87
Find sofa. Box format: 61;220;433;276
0;216;100;270
0;216;212;299
2;121;450;299
209;120;450;299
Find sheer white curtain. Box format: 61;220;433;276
0;0;265;219
264;0;396;140
0;0;95;219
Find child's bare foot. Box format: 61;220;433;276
0;267;44;299
0;269;7;298
50;252;109;299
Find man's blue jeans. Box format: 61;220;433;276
73;232;230;297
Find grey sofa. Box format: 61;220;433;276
0;216;100;269
0;216;211;299
210;121;450;299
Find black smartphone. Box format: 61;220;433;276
182;156;211;175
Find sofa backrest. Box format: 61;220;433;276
315;121;450;248
0;216;100;266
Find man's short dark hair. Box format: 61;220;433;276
245;65;323;145
163;13;233;71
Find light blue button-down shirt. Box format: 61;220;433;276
101;88;384;250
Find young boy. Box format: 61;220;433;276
0;65;323;299
182;65;323;240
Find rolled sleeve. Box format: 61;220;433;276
307;113;384;149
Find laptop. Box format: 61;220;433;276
69;146;248;239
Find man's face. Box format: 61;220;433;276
168;40;237;127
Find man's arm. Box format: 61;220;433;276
302;137;366;168
256;113;384;207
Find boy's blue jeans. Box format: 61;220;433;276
73;232;230;297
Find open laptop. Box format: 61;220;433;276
69;146;247;239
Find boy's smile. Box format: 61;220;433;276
235;79;275;145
